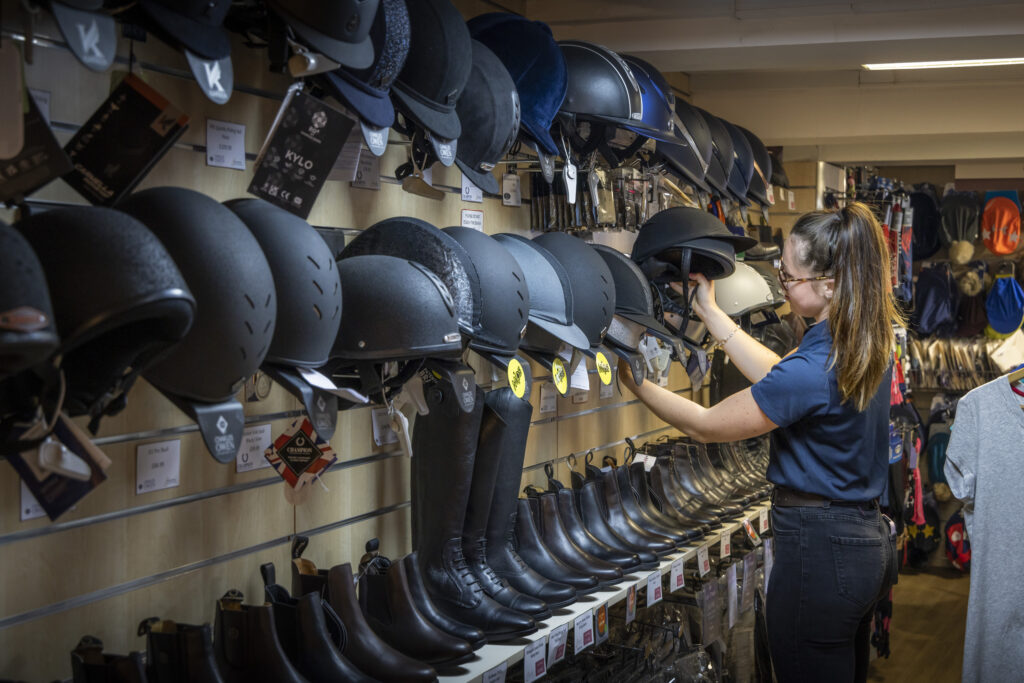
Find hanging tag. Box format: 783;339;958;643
249;90;354;218
265;418;337;493
206;119;246;170
599;379;614;400
389;406;413;458
646;571;663;607
539;382;557;414
351;153;381;190
741;552;757;614
742;518;762;546
502;173;522;206
461;172;483;203
482;661;507;683
328;123;363;181
670;557;685;592
236;424;272;473
63;74;187;206
371;408;399;447
720;532;731;558
2;89;73;203
618;581;634;626
573;610;595;654
523;638;547;683
184;51;232;105
686;345;710;387
136;440;181;494
548;623;569;666
764;538;774;593
697;544;711;577
760;507;770;533
594;351;613;386
727;563;738;629
551;357;569;396
20;480;45;522
569;357;590;391
507;358;528;399
766;182;776;206
594;602;610;644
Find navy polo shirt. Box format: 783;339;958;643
750;321;891;501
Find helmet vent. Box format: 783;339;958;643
265;294;273;308
244;294;255;309
244;321;253;335
313;280;324;295
313;304;322;320
239;346;247;360
307;255;321;270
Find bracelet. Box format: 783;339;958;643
714;325;741;350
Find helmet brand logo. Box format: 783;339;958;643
316;396;326;412
216;415;228;434
0;306;49;332
76;20;105;65
204;60;225;94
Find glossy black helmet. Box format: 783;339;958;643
723;119;754;207
492;233;590;353
592;245;675;342
119;188;276;404
656;98;713;195
695;107;734;198
533;232;615;353
0;222;59;381
268;0;380;69
738;126;773;207
632;207;757;280
18;207;195;428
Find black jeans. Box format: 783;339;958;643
766;504;891;683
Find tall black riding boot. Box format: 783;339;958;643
482;386;577;609
141;618;224;683
411;380;536;641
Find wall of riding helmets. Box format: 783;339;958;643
0;1;785;679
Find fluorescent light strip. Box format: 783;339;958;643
863;57;1024;70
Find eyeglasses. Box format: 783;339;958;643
776;259;832;290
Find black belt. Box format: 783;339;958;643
772;486;878;510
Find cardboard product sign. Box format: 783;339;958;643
248;90;355;219
62;74;188;206
265;417;337;490
0;91;72;203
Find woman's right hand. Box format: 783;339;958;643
672;273;720;323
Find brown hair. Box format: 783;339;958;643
790;202;904;411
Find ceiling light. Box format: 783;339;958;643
862;57;1024;70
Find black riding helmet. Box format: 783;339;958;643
655;97;713;195
120;188;276;462
453;40;521;195
723;120;754;207
0;222;59;381
442;227;529;365
738;126;773;207
695;108;734;199
533;232;615;355
18;207;195;430
267;0;380;69
226;198;344;439
492;233;590;353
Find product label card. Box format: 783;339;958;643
625;583;638;623
461;208;484;230
205;118;246;170
523;638;547;683
482;661;507;683
727;563;738;629
646;570;663;607
461;172;483;202
720;532;731;558
573;610;595;655
328;124;362;182
741;551;757;614
760;507;769;533
594;602;609;644
63;73;187;206
136;439;181;494
502;173;522;206
370;407;399;447
670;557;685;592
0;92;72;203
249;90;354;218
548;623;569;666
764;538;774;594
20;480;45;521
265;418;337;490
539;382;557;414
570;357;590;391
698;544;711;577
599;379;614;399
236;424;273;473
351;152;380;190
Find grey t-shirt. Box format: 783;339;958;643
944;376;1024;683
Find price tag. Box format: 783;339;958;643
539;382;557;414
766;181;776;205
697;544;711;577
787;189;796;211
625;583;637;623
741;551;757;614
206;118;246;170
727;563;738;629
760;507;769;533
720;532;731;558
594;351;613;386
461;172;484;202
351;153;380;190
236;424;272;473
20;480;45;521
548;623;569;666
573;610;595;654
370;408;399;446
461;208;484;230
524;638;547;683
551;358;569;396
594;603;609;644
569;357;590;391
764;538;774;593
507;358;527;399
670;557;685;592
502;173;522;206
646;571;663;607
328;124;362;181
136;440;181;494
599;379;614;399
742;518;762;546
482;660;507;683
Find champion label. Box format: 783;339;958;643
276;430;319;476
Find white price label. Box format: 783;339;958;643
461;172;484;203
570;357;590;391
236;424;272;473
539;382;557;414
461;209;484;230
523;638;547;683
646;571;663;607
19;480;45;521
205;119;246;170
698;544;711;577
573;610;595;654
136;440;181;494
482;661;507;683
351;153;380;190
502;173;522;206
760;507;769;533
625;584;637;623
641;454;657;472
670;557;685;592
727;563;738;629
787;189;796;211
720;532;731;558
548;623;569;666
328;125;362;182
370;408;398;447
764;538;774;594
